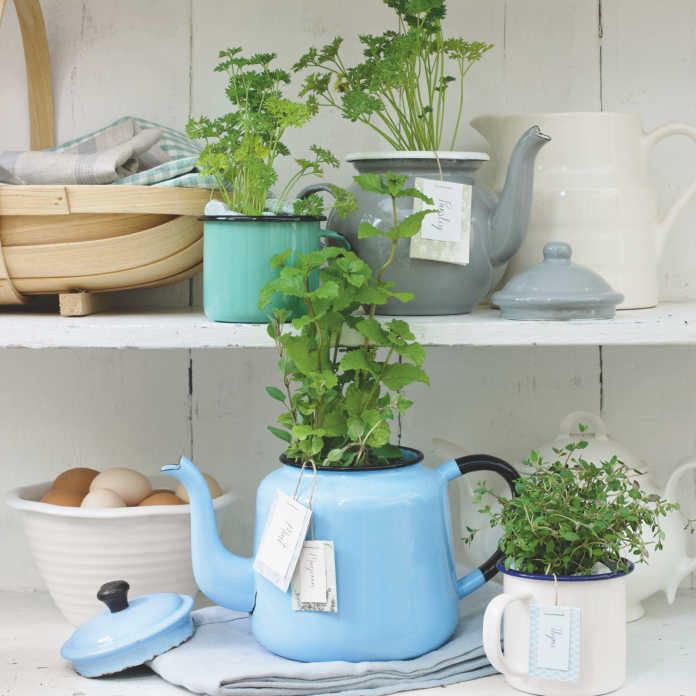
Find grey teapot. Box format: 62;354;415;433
300;126;550;316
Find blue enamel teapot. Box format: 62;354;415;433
163;449;519;663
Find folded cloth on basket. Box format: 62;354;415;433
0;128;162;185
148;563;502;696
47;117;174;171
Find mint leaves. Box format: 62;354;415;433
260;172;434;467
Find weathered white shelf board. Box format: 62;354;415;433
1;590;694;696
2;303;696;349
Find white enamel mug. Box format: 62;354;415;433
483;560;633;696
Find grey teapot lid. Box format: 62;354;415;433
491;242;625;321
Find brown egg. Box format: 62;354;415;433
150;489;175;495
175;474;222;503
52;468;100;497
138;493;186;506
40;490;84;507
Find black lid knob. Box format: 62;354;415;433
97;580;130;613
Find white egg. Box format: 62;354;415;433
175;473;222;503
89;468;152;506
81;488;127;509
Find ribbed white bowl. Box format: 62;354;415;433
5;474;234;626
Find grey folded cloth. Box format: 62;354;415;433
0;163;24;184
0;127;162;185
149;564;502;696
49;117;172;173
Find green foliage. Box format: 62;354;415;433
187;49;355;218
259;174;436;466
464;425;695;576
293;0;494;150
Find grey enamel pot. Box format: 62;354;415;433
298;128;549;316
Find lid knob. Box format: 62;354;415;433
97;580;130;614
543;241;572;265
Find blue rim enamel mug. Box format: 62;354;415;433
162;449;520;662
201;214;351;323
483;560;634;695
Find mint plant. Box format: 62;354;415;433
294;0;493;151
464;425;695;576
187;48;355;218
259;172;436;466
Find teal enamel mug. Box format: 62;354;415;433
202;215;350;323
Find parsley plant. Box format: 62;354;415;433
294;0;493;151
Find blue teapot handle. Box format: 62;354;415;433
437;455;520;599
297;184;352;251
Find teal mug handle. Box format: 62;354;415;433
321;230;351;251
298;184;352;251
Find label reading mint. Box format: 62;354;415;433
253;490;312;593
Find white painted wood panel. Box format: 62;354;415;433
1;0;696;605
0;349;192;591
190;348;288;558
601;346;696;588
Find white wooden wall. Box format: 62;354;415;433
1;1;695;591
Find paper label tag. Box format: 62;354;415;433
253;490;312;593
299;541;327;602
409;177;471;265
292;541;337;612
528;604;580;682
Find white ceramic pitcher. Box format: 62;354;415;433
471;113;696;309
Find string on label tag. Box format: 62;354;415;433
431;150;443;181
554;573;558;606
292;458;318;540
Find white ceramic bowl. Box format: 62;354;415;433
4;474;234;626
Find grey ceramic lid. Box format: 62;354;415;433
491;242;625;321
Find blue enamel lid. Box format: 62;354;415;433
61;580;194;677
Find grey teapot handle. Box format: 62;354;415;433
298;184;352;251
298;184;335;199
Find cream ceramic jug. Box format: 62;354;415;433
471;113;696;309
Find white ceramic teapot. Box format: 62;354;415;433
438;412;696;621
472;112;696;309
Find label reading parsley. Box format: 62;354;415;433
409;177;472;265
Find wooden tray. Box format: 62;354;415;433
0;0;212;312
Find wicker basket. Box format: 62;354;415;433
0;0;212;306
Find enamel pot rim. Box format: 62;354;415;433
280;446;425;472
496;558;635;582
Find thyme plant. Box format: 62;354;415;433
259;172;436;466
294;0;493;151
187;48;355;217
464;425;695;576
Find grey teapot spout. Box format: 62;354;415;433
489;126;551;267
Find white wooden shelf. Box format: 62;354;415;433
2;303;696;349
2;589;694;696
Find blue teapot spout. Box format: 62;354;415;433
162;456;255;612
489;125;550;267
